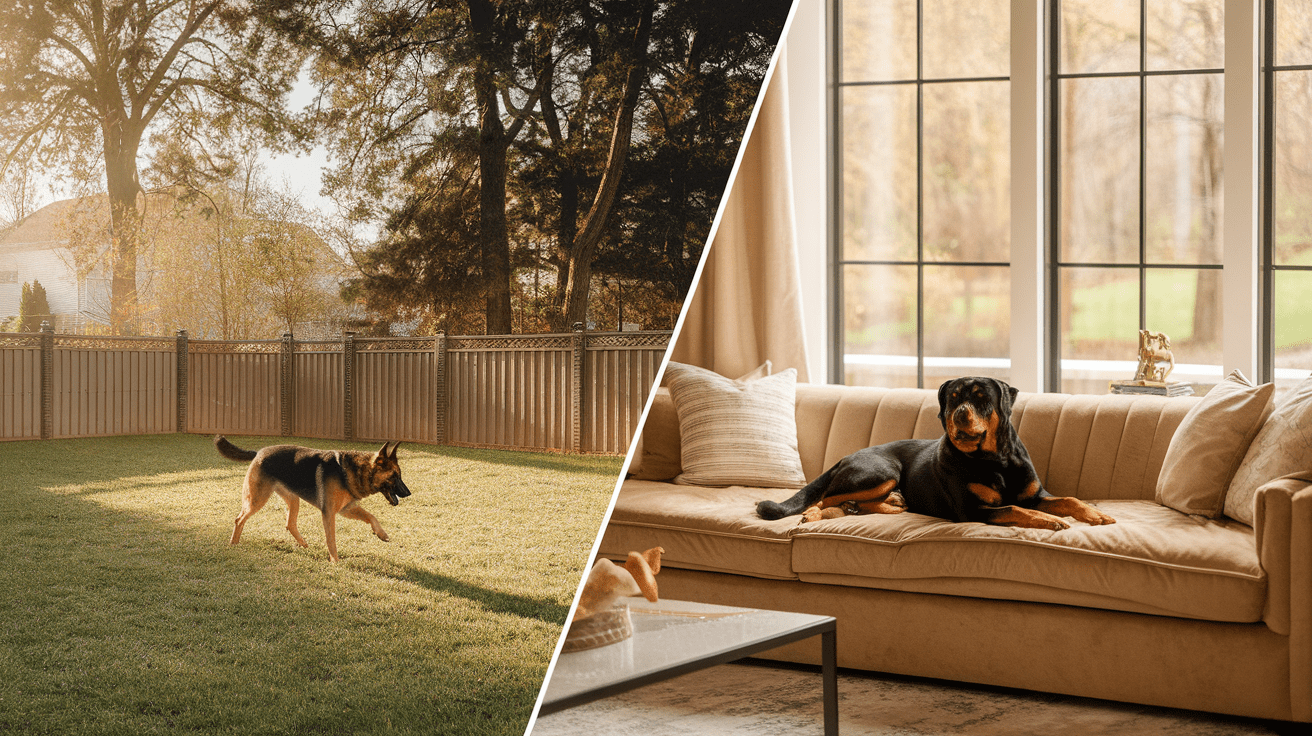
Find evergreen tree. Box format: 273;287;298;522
18;280;51;332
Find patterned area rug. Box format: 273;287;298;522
530;660;1300;736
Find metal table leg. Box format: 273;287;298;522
822;627;838;735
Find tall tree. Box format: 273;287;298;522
553;0;653;329
263;0;542;334
529;0;785;326
0;0;305;334
275;0;786;334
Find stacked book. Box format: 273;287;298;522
1109;380;1195;397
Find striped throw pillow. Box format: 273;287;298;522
665;361;805;488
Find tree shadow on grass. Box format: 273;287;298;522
0;463;552;735
394;565;569;624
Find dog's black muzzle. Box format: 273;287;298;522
384;480;412;506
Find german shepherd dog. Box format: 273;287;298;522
215;436;412;562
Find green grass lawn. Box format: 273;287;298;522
1071;271;1312;350
0;434;622;735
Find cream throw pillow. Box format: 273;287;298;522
1224;372;1312;526
1155;370;1274;518
665;361;805;488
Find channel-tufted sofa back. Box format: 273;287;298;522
639;384;1202;502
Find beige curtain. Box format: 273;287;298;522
671;51;810;381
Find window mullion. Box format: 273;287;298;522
1011;0;1047;393
1222;0;1263;381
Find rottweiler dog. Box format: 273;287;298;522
216;436;412;562
756;377;1115;530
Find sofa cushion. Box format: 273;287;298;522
665;361;806;488
1155;370;1273;518
790;500;1264;623
629;388;682;481
1226;371;1312;525
598;481;802;580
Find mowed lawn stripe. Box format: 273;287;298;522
0;434;620;735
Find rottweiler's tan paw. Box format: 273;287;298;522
1076;508;1116;525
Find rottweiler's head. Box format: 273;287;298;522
372;441;412;506
937;377;1020;457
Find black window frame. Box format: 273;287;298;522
1262;0;1312;385
829;0;1012;389
1047;0;1227;394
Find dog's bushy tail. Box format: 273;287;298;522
755;468;835;520
214;435;257;462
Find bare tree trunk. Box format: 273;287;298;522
559;0;655;329
104;122;143;335
1192;76;1224;353
468;0;513;335
539;51;580;328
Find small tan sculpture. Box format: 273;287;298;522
1110;329;1193;397
563;547;666;652
1134;330;1175;384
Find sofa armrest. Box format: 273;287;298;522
1255;472;1312;635
630;388;682;481
1254;471;1312;721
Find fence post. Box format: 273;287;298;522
571;322;586;453
343;332;356;441
175;330;188;433
39;321;53;440
280;333;294;437
434;331;447;445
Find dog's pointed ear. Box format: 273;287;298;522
388;441;401;459
374;443;391;463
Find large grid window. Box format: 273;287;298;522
1266;0;1312;395
1053;0;1225;394
836;0;1011;389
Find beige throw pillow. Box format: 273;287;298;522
1155;370;1274;518
1224;372;1312;526
665;361;805;488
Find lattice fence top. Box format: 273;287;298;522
447;335;575;351
294;340;344;353
586;332;671;349
55;335;178;351
0;334;41;348
188;340;282;354
355;338;436;352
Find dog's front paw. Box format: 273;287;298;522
1076;507;1116;526
801;505;823;523
1048;518;1071;531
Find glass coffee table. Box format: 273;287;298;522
537;598;838;735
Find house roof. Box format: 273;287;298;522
0;197;97;251
0;190;338;259
0;192;186;258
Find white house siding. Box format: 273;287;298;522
0;241;80;320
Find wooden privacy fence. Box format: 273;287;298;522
0;326;669;454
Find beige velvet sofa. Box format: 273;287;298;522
600;383;1312;722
